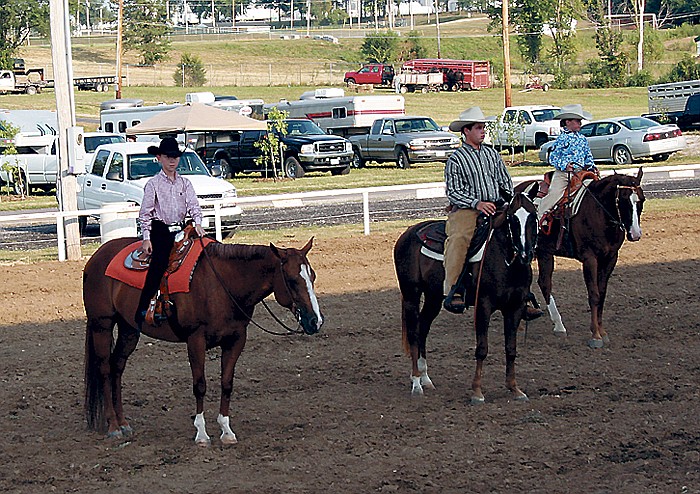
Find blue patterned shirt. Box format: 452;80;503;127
549;129;595;172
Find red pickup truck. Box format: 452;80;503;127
344;64;394;86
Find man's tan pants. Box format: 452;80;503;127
443;207;479;296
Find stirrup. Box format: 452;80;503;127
443;287;466;314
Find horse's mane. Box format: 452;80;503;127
205;243;269;261
588;173;638;195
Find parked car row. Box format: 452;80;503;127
538;116;686;165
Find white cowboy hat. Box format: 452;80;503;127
448;107;496;132
557;104;593;121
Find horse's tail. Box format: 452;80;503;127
401;298;411;355
84;318;108;433
394;225;419;356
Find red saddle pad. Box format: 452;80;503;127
105;237;215;293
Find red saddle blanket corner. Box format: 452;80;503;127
105;237;215;293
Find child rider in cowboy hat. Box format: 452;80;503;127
537;104;596;223
134;137;206;329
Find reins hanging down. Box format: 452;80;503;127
199;238;303;336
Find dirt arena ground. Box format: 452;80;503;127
1;209;699;494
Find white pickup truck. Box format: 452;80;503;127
76;142;243;236
491;105;562;149
0;132;124;194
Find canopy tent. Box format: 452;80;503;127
125;102;266;135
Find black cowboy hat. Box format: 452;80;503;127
147;137;183;158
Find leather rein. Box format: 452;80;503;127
577;177;640;231
198;238;304;336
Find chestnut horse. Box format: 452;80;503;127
518;168;645;348
83;237;323;446
394;192;538;404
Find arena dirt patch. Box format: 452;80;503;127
1;210;699;493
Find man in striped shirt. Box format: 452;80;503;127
134;137;205;329
443;107;513;314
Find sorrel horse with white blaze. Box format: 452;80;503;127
517;168;645;348
394;192;539;404
83;237;323;446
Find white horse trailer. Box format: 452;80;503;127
267;89;405;137
100;96;265;139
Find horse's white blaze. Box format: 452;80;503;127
194;412;211;444
628;192;642;240
300;263;323;329
514;206;530;249
217;414;238;444
546;295;567;334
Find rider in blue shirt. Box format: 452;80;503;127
538;104;596;223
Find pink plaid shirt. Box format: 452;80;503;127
139;171;203;240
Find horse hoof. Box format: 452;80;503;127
602;335;610;344
411;387;424;397
470;396;485;406
106;429;123;439
588;338;604;349
514;394;529;402
120;425;134;437
553;329;567;336
420;378;436;390
221;434;238;446
195;439;211;448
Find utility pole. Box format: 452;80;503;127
434;0;441;58
86;0;91;34
211;0;216;28
116;0;123;98
373;0;378;33
637;0;645;71
306;0;310;36
232;0;236;29
290;0;294;29
502;0;512;107
184;0;189;34
49;0;82;261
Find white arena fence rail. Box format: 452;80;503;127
0;165;695;261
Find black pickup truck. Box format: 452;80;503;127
195;119;353;179
644;93;700;131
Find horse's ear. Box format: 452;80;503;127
637;167;643;182
269;242;283;260
525;183;539;201
301;237;314;256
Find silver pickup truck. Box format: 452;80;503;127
348;116;460;169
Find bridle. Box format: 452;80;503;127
578;178;641;231
199;238;304;335
614;184;643;232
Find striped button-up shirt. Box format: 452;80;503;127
444;143;514;209
139;170;203;240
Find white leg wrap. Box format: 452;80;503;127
547;295;567;334
193;412;211;446
217;414;238;445
417;357;435;389
411;375;424;396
